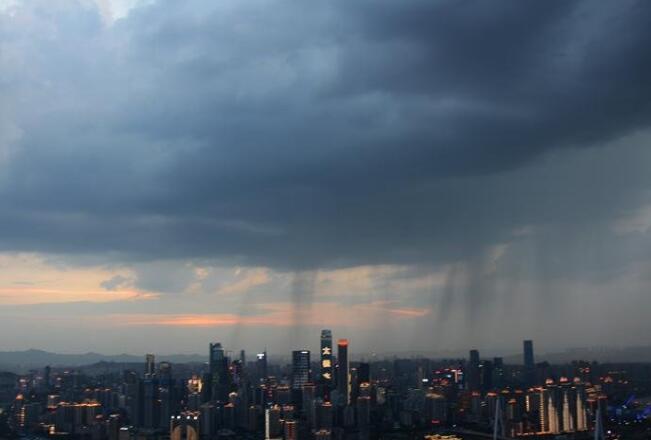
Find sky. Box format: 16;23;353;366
1;0;651;357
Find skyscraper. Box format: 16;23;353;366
43;365;51;390
209;342;229;401
493;357;505;389
320;330;333;390
575;385;588;431
481;359;493;392
467;349;480;392
265;405;281;439
337;339;349;406
209;343;225;375
284;420;298;440
357;362;370;384
142;376;159;428
256;352;268;381
524;340;535;386
145;354;155;377
292;350;310;390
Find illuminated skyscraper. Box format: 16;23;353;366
562;390;574;432
256;352;268;381
539;389;549;433
265;405;281;440
315;429;332;440
575;386;588;431
170;412;200;440
320;330;333;390
547;393;559;434
284;420;298;440
292;350;310;390
337;339;350;405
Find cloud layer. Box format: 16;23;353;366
1;0;651;353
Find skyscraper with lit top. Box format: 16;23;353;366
292;350;310;390
337;339;350;406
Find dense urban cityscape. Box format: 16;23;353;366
1;333;651;440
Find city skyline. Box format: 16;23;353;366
1;331;631;439
1;0;651;355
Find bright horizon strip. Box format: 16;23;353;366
108;302;431;328
0;288;156;305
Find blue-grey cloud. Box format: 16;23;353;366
1;0;650;275
100;274;133;291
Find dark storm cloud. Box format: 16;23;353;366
1;0;651;270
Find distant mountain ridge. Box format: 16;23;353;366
502;345;651;365
2;346;651;373
0;349;207;371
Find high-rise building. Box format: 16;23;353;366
562;390;574;432
493;357;505;389
170;412;200;440
425;393;447;424
159;362;172;382
524;340;535;387
357;396;371;430
316;402;333;430
209;342;229;401
292;350;310;390
265;405;282;440
123;370;142;426
302;383;316;428
284;420;298;440
145;354;155;377
357;362;370;384
256;352;268;381
466;349;480;392
43;365;51;390
142;377;159;428
314;429;332;440
337;339;350;406
209;343;225;376
481;359;493;392
198;403;217;438
575;386;588;431
320;330;333;390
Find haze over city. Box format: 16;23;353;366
1;0;651;357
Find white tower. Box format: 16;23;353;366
576;391;587;431
562;391;574;432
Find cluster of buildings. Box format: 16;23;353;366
456;342;609;437
2;336;631;440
